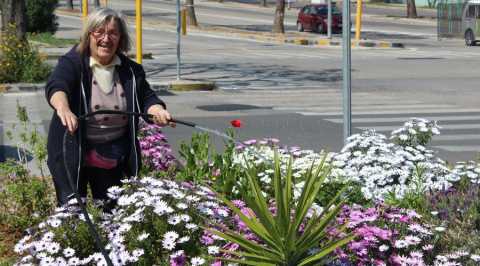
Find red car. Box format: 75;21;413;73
297;4;343;33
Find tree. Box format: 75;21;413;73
260;0;267;7
185;0;198;27
407;0;418;18
272;0;285;33
1;0;27;40
25;0;58;34
66;0;73;10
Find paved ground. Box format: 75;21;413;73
1;1;479;176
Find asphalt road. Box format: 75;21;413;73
1;2;478;174
58;0;438;40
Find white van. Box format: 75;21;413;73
463;0;480;46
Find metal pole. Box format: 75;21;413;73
342;0;352;144
181;9;187;35
327;0;332;39
176;0;181;80
136;0;143;64
82;0;88;22
355;0;362;41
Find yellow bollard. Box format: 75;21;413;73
82;0;88;22
136;0;143;64
181;9;187;35
355;0;362;41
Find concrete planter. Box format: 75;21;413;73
0;83;44;93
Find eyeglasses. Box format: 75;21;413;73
90;28;120;40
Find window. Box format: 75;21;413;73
468;5;475;18
304;6;313;14
314;6;341;15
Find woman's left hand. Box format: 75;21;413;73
147;105;175;127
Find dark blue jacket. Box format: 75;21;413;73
45;46;164;203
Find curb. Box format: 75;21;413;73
0;81;216;93
55;9;404;50
274;37;404;48
168;80;216;91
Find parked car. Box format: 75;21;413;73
297;4;343;34
462;0;480;46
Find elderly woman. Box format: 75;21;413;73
45;8;173;205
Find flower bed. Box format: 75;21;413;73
3;118;480;265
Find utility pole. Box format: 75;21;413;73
342;0;352;144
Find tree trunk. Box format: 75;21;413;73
1;0;27;40
94;0;100;8
66;0;74;10
185;0;198;27
272;0;285;33
260;0;267;7
407;0;417;18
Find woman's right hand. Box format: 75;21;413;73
56;107;78;133
50;91;78;133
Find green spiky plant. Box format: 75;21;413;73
208;151;355;265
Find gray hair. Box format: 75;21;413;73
77;8;131;55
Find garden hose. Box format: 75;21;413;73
62;110;259;265
62;110;154;266
61;110;197;266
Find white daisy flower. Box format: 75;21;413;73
164;231;179;241
178;236;190;243
63;247;75;257
137;233;150;241
168;215;182;225
208;246;220;255
191;257;205;265
379;245;389;252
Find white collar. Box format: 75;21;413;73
89;55;122;68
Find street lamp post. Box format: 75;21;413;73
342;0;352;144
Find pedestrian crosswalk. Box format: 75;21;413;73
271;95;480;158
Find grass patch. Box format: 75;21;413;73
28;32;78;47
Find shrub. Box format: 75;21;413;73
176;131;243;198
330;123;458;201
422;176;480;260
0;173;54;232
0;103;54;262
138;120;177;177
332;204;480;265
207;152;354;265
14;177;223;265
25;0;58;34
0;24;51;83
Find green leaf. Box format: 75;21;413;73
216;194;283;253
297;234;356;266
222;249;284;263
207;228;279;257
215;256;277;266
242;157;283;244
273;151;288;236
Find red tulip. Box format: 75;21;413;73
230;119;242;128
